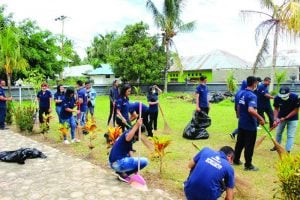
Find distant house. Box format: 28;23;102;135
168;49;250;83
62;64;93;78
85;64;119;85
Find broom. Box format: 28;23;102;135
255;124;277;149
130;102;147;191
108;104;115;127
191;142;250;197
261;125;287;159
158;104;172;133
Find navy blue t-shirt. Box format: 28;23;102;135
116;97;130;121
0;86;6;107
54;92;65;106
109;130;133;163
77;87;88;112
147;93;158;113
128;102;149;114
196;84;209;108
256;83;271;108
184;147;235;200
37;90;52;108
238;89;258;131
273;93;299;121
60;97;76;120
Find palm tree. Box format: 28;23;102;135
146;0;195;93
242;0;300;91
0;25;28;95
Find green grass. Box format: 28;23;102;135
17;93;300;200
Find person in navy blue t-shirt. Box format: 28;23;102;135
129;102;153;137
147;85;162;131
107;80;119;126
76;80;88;128
54;84;65;123
109;118;149;183
60;87;80;144
116;84;132;130
37;83;52;125
195;75;209;114
0;80;13;130
184;146;235;200
270;86;299;153
233;76;265;171
256;77;274;129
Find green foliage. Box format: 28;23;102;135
274;71;286;94
226;72;237;93
14;104;36;132
133;86;142;96
275;154;300;199
5;101;14;125
23;69;45;101
109;22;165;84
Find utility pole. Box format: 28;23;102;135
55;15;67;79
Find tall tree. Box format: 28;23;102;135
146;0;195;92
0;25;28;95
242;0;300;91
86;31;118;67
109;22;165;84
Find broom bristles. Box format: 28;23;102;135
272;139;288;159
141;135;154;151
235;177;251;198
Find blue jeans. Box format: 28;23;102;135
79;111;87;126
110;157;148;176
56;106;62;123
0;106;6;129
275;120;298;151
61;116;76;140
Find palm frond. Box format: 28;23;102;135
178;21;196;33
240;10;273;21
260;0;276;10
280;1;300;34
255;19;276;44
252;38;269;74
146;0;165;29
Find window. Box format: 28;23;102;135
105;75;110;78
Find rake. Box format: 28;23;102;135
158;104;172;134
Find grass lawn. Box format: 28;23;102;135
17;93;300;199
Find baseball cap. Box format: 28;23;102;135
278;86;290;99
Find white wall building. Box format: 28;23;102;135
86;64;119;85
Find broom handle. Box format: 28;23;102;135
138;102;142;173
262;125;273;139
158;104;165;118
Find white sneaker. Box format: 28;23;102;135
71;138;80;143
63;140;70;144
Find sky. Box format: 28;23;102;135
1;0;300;63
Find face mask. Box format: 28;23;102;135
152;89;156;94
281;96;289;101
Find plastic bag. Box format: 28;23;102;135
0;148;47;164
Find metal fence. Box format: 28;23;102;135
4;82;300;100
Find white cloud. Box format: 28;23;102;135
1;0;300;61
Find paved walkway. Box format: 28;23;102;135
0;130;175;200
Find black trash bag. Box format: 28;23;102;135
209;92;224;103
0;148;47;164
191;111;211;128
183;122;209;140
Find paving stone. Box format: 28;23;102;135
0;130;176;200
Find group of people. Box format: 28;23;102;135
36;80;96;144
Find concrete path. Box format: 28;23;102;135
0;130;175;200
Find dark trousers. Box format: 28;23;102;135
234;128;257;167
39;107;50;124
141;111;153;137
258;105;274;128
107;102;117;126
0;106;6;128
149;111;158;130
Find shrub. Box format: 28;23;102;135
226;72;237;94
275;154;300;199
14;104;36;132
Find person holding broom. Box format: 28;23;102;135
37;83;52;131
184;146;235;200
147;85;162;131
270;86;299;153
233;76;265;171
0;79;13;130
109;118;149;183
107;80;119;126
116;84;132;131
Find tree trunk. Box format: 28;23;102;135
270;24;279;92
164;41;170;93
6;73;12;96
